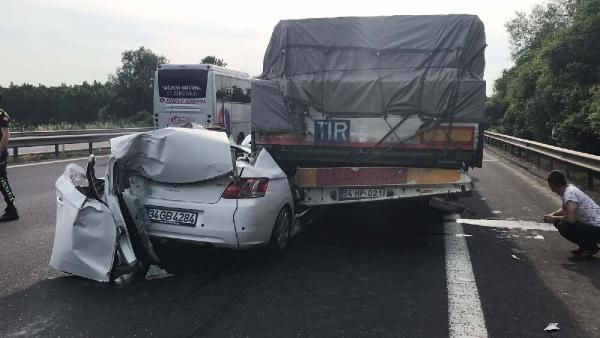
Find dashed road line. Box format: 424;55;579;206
444;213;488;338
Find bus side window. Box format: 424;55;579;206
244;80;251;103
214;75;222;100
220;76;232;102
232;79;251;103
231;78;243;103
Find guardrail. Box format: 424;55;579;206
11;127;152;138
9;128;153;159
484;131;600;190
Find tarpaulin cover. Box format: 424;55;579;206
110;128;233;184
253;15;486;132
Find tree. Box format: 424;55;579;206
489;0;600;154
106;46;169;119
505;0;573;60
201;56;227;67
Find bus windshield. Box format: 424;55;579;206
158;69;208;99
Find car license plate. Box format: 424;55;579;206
339;188;386;201
145;206;199;227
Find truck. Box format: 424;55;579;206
251;15;486;209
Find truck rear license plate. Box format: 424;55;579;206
339;188;386;201
145;206;198;227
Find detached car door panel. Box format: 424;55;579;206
50;164;118;282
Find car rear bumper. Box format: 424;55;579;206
122;193;279;249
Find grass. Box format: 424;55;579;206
11;120;151;132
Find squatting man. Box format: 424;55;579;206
543;170;600;258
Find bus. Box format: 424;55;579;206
153;64;252;139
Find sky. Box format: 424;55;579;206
1;0;544;95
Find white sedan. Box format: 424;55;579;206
50;127;294;282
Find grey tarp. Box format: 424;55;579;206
252;15;486;132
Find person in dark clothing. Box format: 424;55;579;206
0;94;18;222
543;170;600;258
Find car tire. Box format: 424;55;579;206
269;206;292;254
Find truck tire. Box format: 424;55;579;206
269;206;292;254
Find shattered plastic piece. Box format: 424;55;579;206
544;323;559;332
511;254;523;261
534;234;545;240
455;234;473;238
145;265;174;280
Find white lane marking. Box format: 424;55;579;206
458;219;557;232
444;214;488;338
7;155;109;169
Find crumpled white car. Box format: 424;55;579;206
50;127;294;282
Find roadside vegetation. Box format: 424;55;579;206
487;0;600;154
0;48;225;131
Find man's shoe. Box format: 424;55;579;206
573;246;599;259
571;247;584;255
0;207;19;222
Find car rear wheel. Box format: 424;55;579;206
269;206;292;253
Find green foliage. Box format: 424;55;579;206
0;46;168;130
105;47;169;119
489;0;600;154
201;56;227;67
10;119;151;132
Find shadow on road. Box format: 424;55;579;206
460;185;497;219
562;259;600;293
0;203;451;337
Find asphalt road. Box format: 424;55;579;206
0;148;599;337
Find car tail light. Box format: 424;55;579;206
222;178;269;199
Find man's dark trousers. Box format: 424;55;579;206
0;150;15;210
556;221;600;250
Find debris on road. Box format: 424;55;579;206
526;234;545;240
145;265;174;280
544;322;560;332
511;254;524;261
455;234;473;238
430;197;475;215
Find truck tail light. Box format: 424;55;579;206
222;178;269;199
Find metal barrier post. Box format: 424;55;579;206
588;171;594;191
54;144;59;158
13;147;18;160
88;142;93;154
